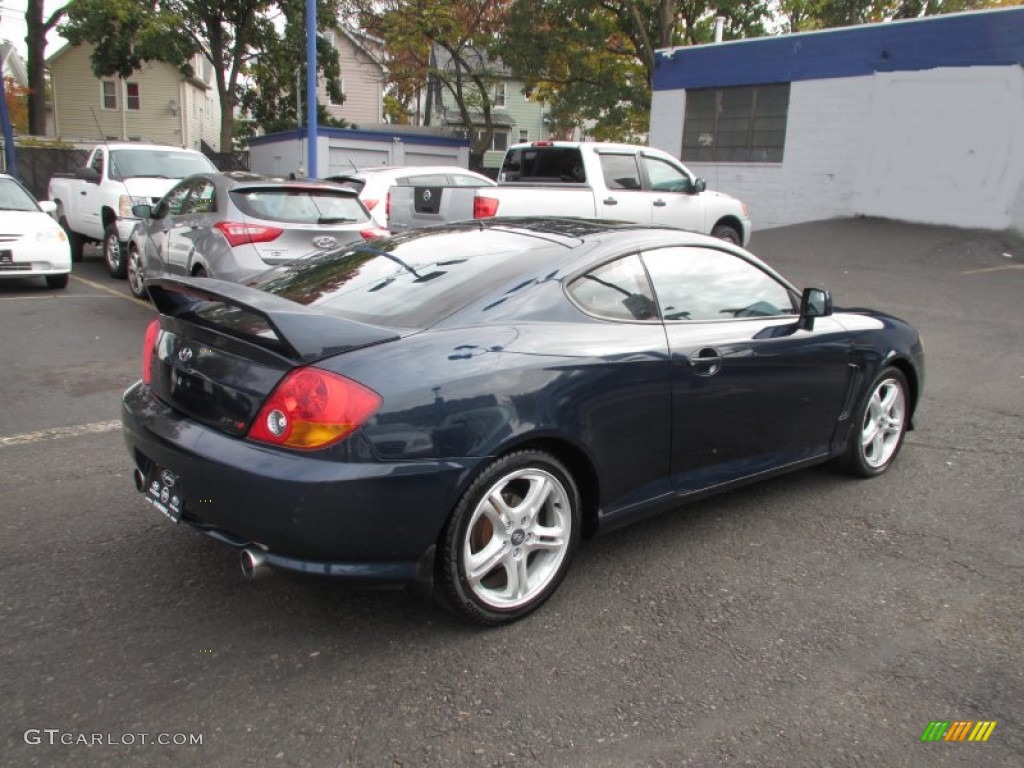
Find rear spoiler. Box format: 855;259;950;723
147;277;400;363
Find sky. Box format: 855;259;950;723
1;0;68;57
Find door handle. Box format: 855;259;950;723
653;200;667;207
603;197;618;206
688;347;723;376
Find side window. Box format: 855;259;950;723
566;254;659;322
399;174;447;187
641;156;692;194
600;154;642;191
181;180;215;214
162;182;194;216
90;152;105;178
642;246;796;322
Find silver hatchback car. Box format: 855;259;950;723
126;172;386;298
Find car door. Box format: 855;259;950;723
165;179;215;275
641;245;854;493
79;150;107;239
596;153;654;224
642;155;706;233
148;180;197;276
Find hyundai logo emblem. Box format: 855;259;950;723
160;469;176;487
313;236;337;249
177;346;193;363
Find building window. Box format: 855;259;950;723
101;81;117;110
125;82;141;111
476;129;508;152
518;129;529;143
682;83;790;163
493;83;506;108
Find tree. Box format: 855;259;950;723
24;0;67;136
500;0;769;141
359;0;513;169
240;0;348;135
4;77;31;133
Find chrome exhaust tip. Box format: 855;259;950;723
240;547;270;580
132;469;145;492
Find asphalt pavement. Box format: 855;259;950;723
1;221;1022;767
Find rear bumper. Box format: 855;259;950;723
121;382;475;584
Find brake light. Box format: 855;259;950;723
214;221;284;247
363;199;379;211
248;368;382;450
385;192;390;217
474;196;500;219
360;228;389;240
142;317;160;385
531;141;554;147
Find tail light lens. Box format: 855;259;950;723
474;196;500;219
142;318;160;385
363;199;379;211
214;221;284;247
385;192;390;217
249;368;382;450
360;227;389;240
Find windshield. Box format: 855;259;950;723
251;228;568;328
110;150;217;180
0;178;41;211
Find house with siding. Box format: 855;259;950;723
319;26;386;127
648;7;1024;234
47;43;221;151
425;45;552;172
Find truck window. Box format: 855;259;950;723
502;148;585;183
90;152;105;179
600;154;642;191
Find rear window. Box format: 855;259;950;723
230;187;369;225
500;147;586;183
251;228;568;328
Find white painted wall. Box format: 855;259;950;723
650;65;1024;235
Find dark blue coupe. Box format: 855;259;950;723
122;218;924;624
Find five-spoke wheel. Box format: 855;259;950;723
839;367;909;477
439;450;580;625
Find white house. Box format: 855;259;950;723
649;8;1024;234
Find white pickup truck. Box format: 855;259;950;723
48;143;217;277
387;141;752;245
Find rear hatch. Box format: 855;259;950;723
228;184;379;266
145;277;399;437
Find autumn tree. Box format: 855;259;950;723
499;0;769;141
359;0;513;169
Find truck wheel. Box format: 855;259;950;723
60;216;84;263
103;223;127;278
711;224;741;245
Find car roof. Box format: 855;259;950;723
330;166;490;181
178;171;360;195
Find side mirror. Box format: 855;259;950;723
38;200;57;215
132;203;153;218
693;178;707;194
74;166;100;184
799;287;832;329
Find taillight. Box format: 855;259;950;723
142;317;160;385
363;199;379;211
248;368;382;450
474;196;500;218
359;227;389;240
385;192;390;217
214;221;284;247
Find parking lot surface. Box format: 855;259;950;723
1;220;1022;767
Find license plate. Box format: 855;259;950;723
0;250;12;264
143;465;184;524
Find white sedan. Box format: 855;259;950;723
0;174;71;289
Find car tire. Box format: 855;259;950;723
437;450;580;625
837;366;910;478
103;223;127;278
45;273;69;290
127;246;147;299
711;224;741;245
192;265;208;278
60;216;84;263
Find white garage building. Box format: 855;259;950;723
649;8;1024;233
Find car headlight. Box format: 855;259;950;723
119;195;150;218
36;226;68;243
